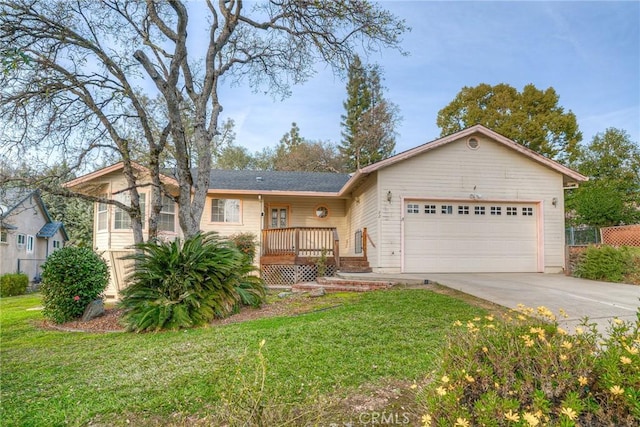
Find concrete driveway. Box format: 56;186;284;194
424;273;640;334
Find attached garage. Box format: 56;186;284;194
403;199;541;273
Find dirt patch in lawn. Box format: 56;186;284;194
40;291;362;333
40;284;506;333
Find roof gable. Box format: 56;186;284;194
340;125;587;195
0;189;69;241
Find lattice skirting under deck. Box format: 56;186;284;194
261;264;336;286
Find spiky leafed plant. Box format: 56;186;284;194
119;232;262;332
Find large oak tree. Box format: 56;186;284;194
437;83;582;163
0;0;406;242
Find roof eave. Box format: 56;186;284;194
357;124;588;183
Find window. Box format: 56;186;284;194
17;234;26;246
490;206;502;216
407;203;419;214
474;206;486;215
114;193;131;230
441;205;453;215
458;205;470;215
53;240;61;249
211;198;240;223
271;208;288;228
26;235;34;254
97;198;108;231
506;207;518;216
139;193;146;229
114;193;146;230
424;204;436;214
159;195;176;232
0;230;7;244
522;207;534;216
315;206;329;219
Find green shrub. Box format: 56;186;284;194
119;232;266;332
229;232;258;262
40;247;109;324
418;306;640;426
574;245;637;283
0;273;29;297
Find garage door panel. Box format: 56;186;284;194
404;201;538;273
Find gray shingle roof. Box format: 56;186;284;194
165;169;352;193
37;221;65;238
210;170;351;192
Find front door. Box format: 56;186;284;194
269;206;289;229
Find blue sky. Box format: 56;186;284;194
217;1;639;155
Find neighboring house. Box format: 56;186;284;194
0;189;68;281
65;125;587;299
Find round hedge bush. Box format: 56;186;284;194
40;246;109;324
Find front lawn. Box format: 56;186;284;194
0;289;486;426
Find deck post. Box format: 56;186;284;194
362;227;368;261
333;229;340;270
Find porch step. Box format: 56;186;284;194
338;256;372;273
291;277;393;293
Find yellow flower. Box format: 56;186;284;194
560;354;568;361
436;386;447;396
575;327;584;335
518;314;527;321
410;383;418;390
624;345;639;355
521;335;535;347
536;306;555;320
613;318;623;325
453;320;462;326
485;315;494;321
421;414;432;427
557;327;567;335
482;346;489;353
620;356;632;365
441;375;450;383
578;376;589;386
485;323;496;329
522;412;540;426
473;317;481;321
560;407;578;420
561;340;573;350
504;410;520;422
454;418;470;427
610;385;624;396
465;374;475;383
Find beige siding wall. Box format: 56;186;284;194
0;195;55;280
263;196;349;253
345;174;379;266
200;194;262;239
92;171;181;252
378;135;566;273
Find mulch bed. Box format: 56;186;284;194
39;293;341;333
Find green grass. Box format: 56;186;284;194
0;290;486;426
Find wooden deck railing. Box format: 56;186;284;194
262;227;339;262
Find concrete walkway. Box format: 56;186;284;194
338;272;640;334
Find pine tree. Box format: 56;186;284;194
340;56;398;170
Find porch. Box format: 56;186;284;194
260;227;370;285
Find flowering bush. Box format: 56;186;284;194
418;306;640;426
40;247;109;323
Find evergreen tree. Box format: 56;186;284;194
340;56;398;171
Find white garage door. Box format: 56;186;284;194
403;201;538;273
